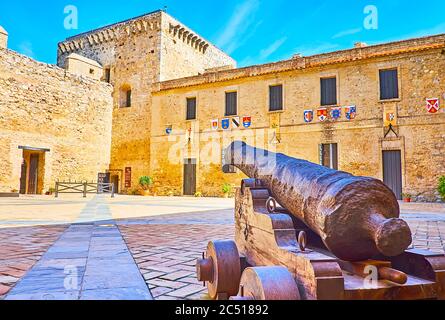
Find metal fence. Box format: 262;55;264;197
55;181;115;198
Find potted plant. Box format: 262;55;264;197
222;183;232;198
45;187;55;196
194;191;203;198
438;176;445;202
402;193;412;203
139;176;154;196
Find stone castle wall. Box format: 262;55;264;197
0;47;113;193
57;11;235;192
151;39;445;201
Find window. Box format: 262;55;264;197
379;69;399;100
269;85;283;111
320;77;337;106
225;92;237;116
320;143;338;170
120;86;131;108
89;68;95;75
104;68;111;83
186;97;197;120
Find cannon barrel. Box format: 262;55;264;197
225;142;412;262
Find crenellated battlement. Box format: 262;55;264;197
58;11;162;55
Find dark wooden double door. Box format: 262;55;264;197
183;159;197;196
383;150;403;200
20;154;39;194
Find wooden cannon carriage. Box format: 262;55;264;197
196;142;445;300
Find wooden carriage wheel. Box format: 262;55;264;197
232;267;300;300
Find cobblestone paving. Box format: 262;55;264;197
118;209;234;300
0;225;67;299
119;211;445;301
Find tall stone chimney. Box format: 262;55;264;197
0;26;8;49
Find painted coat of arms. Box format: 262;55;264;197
345;106;357;120
317;108;328;122
426;98;440;114
222;118;230;130
243;116;252;128
211;119;218;131
304;110;314;123
330;107;342;121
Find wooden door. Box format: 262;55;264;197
183;159;197;196
27;154;39;194
383;150;402;200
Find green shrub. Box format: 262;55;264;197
438;176;445;201
194;192;203;198
222;183;232;194
139;176;154;190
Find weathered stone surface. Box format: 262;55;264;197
150;34;445;201
0;48;113;193
56;11;235;192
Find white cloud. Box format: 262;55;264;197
259;37;287;60
18;41;34;58
332;28;362;39
216;0;260;54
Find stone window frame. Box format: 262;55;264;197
119;84;132;108
318;71;340;107
377;63;402;103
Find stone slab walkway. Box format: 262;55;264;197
6;223;152;300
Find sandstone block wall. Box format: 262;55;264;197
57;10;235;192
151;41;445;201
0;48;113;193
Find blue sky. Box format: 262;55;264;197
1;0;445;67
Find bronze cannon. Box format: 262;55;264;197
224;141;412;262
197;142;445;300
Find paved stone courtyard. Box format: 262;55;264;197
0;194;444;300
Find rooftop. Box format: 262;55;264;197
154;33;445;92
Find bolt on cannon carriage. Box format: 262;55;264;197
196;142;445;300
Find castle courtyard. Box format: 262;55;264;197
0;194;444;300
1;2;445;303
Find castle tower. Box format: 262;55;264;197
0;26;8;49
57;10;235;192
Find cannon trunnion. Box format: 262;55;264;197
197;179;445;300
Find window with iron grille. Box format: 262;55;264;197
379;69;399;100
225;92;237;116
320;143;338;170
186;98;197;120
320;77;337;106
269;85;283;111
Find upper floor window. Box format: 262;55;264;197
320;77;337;106
104;68;111;83
320;143;338;170
119;85;131;108
186;97;197;120
269;85;283;111
225;92;237;116
379;69;399;100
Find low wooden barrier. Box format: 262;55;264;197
55;181;115;198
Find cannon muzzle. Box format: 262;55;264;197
224;141;412;262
